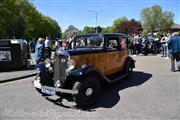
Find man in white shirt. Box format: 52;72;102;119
44;36;51;59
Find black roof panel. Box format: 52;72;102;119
77;33;127;37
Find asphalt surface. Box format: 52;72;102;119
0;59;37;83
0;55;180;120
0;70;37;83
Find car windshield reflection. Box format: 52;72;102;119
74;36;104;49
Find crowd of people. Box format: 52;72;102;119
128;33;171;56
128;32;180;72
29;32;180;72
29;36;73;64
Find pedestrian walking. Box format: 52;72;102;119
44;36;51;59
168;32;180;72
133;34;142;55
160;34;168;58
35;37;45;64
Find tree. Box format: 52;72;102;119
141;5;174;33
82;26;96;34
112;16;128;32
0;0;62;40
0;0;25;38
119;19;142;34
101;26;114;33
63;25;79;38
160;11;174;32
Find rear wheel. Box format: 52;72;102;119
127;66;133;75
72;76;101;107
125;61;133;76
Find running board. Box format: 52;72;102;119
105;72;129;83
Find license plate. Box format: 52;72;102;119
41;86;56;95
0;50;11;61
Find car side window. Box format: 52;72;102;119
119;37;127;50
74;36;104;49
106;37;119;50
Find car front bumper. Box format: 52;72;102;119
33;79;78;95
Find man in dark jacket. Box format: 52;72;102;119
168;32;180;72
35;37;45;64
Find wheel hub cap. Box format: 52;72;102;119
85;88;93;97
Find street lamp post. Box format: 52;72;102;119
89;10;98;33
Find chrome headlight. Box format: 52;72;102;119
48;66;53;73
54;80;61;87
67;59;75;68
45;59;54;73
66;59;76;74
45;59;51;68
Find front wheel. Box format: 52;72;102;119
72;76;101;107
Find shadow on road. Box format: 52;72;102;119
45;71;152;111
90;71;152;109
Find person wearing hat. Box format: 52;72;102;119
168;32;180;72
35;37;45;64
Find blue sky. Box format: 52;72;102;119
33;0;180;32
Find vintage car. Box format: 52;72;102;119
141;35;161;55
33;33;135;107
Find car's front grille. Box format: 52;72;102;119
53;54;68;86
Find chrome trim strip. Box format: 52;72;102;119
42;85;78;95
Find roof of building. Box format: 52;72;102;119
171;24;180;29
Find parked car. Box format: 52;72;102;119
142;35;161;55
33;33;135;107
0;39;28;69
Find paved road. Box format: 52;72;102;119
0;55;180;120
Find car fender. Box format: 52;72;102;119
69;65;99;78
36;63;45;72
62;65;105;88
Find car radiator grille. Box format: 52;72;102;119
53;54;68;86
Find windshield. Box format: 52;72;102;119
74;36;104;49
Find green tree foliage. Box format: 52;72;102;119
82;26;96;34
0;0;61;40
101;26;114;33
141;5;174;33
101;17;141;34
112;16;128;32
0;0;25;38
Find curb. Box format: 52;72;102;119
0;73;37;84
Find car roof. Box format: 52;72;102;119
77;33;127;37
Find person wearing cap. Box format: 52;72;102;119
168;32;180;72
35;37;45;64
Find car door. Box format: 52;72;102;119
98;36;122;76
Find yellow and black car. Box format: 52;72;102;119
33;33;135;107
